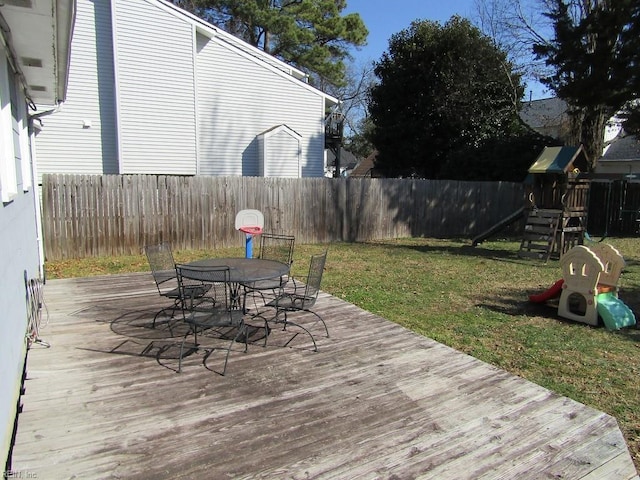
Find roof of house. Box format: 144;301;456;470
350;151;378;177
0;0;75;105
259;124;302;139
601;132;640;162
326;148;359;170
519;97;568;130
156;0;338;108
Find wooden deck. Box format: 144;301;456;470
9;272;639;479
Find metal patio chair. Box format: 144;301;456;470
264;250;329;351
144;242;210;328
174;264;248;375
242;233;295;310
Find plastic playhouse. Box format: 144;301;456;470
529;243;636;330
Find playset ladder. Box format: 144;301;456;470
519;209;562;261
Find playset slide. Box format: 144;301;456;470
472;207;526;246
596;292;636;331
528;279;564;303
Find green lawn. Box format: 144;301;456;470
45;237;640;469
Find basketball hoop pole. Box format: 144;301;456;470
238;226;263;258
245;232;253;258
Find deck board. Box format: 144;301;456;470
9;272;639;479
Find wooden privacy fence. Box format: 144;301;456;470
41;174;526;260
587;180;640;237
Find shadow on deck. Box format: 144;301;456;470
9;272;639;479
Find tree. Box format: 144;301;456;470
367;16;524;178
532;0;640;170
171;0;367;87
439;129;560;181
474;0;557;98
324;60;377;159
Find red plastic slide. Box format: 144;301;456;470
528;279;564;303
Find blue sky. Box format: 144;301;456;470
343;0;549;99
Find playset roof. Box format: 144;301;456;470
528;145;589;174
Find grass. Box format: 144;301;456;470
45;237;640;469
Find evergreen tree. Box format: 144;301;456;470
533;0;640;170
367;16;523;178
171;0;367;87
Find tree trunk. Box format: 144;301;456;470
567;105;608;172
580;107;607;172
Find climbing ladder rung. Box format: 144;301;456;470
519;209;562;261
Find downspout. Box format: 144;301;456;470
27;106;62;279
28;118;45;280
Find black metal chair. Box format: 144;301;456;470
173;265;248;375
264;250;329;351
144;242;210;328
242;233;295;310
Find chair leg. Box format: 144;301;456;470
270;309;318;352
249;313;270;347
178;336;186;373
178;325;198;373
307;310;329;338
243;287;268;313
203;323;246;376
152;300;180;332
282;319;318;352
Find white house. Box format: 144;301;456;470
0;0;74;469
34;0;339;179
597;132;640;178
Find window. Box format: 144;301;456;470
0;54;18;203
0;52;31;202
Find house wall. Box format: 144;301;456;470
259;126;302;177
113;0;197;174
596;160;640;176
195;32;326;177
0;49;42;466
34;0;118;180
33;0;330;180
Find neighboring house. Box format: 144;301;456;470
520;97;640;175
34;0;338;180
325;147;359;177
0;0;74;468
597;132;640;178
350;150;384;178
519;97;571;141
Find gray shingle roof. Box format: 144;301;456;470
602;133;640;161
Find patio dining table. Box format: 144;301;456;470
183;258;290;311
184;257;290;284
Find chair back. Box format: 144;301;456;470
175;265;232;312
259;233;295;265
145;242;177;293
301;250;327;308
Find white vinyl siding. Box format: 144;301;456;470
258;125;302;177
0;42;42;463
113;0;196;174
34;0;118;180
269;130;301;177
32;0;332;180
196;32;326;177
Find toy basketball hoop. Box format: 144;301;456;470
239;226;262;235
235;209;264;258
